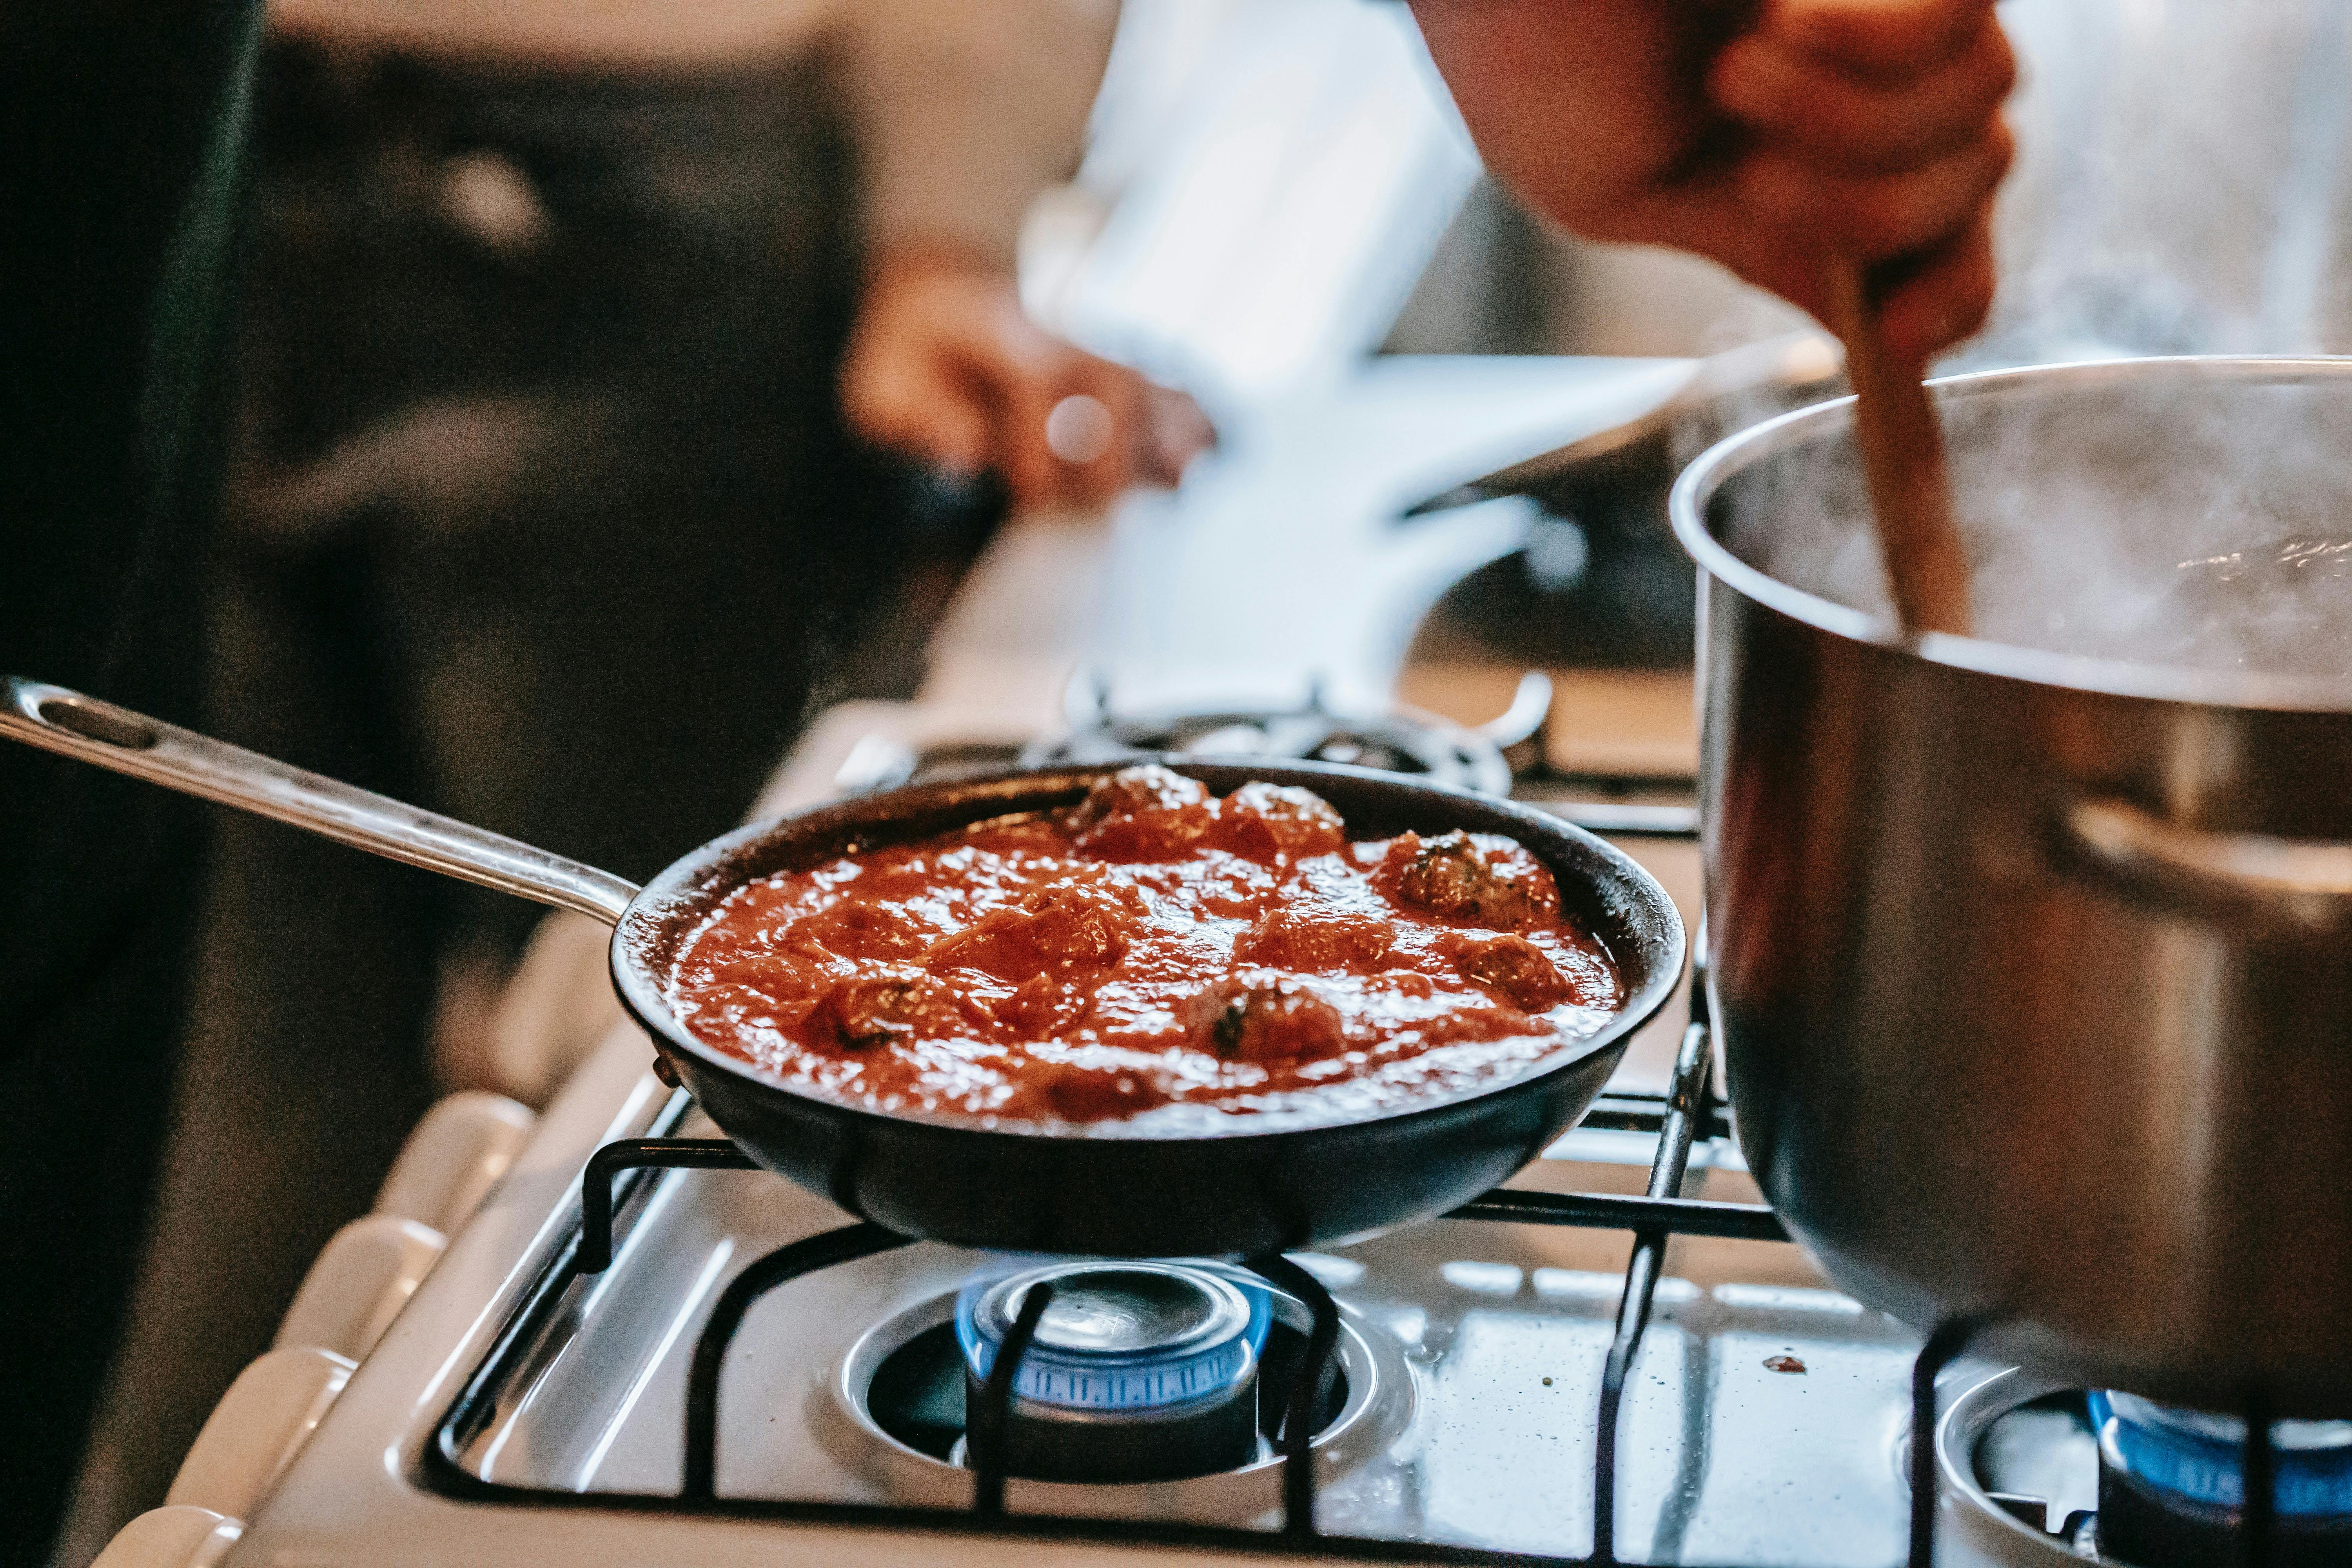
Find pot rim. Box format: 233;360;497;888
608;758;1686;1146
1668;353;2352;713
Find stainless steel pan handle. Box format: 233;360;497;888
2064;796;2352;930
3;677;639;926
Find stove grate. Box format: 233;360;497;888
1593;999;1714;1564
430;1022;1806;1563
432;994;2281;1568
682;1222;913;1499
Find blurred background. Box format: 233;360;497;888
47;0;2352;1562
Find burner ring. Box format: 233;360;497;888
1025;702;1514;795
1935;1367;2352;1566
1934;1367;2102;1564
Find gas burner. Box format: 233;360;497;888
2091;1391;2352;1567
1024;673;1552;797
1941;1370;2352;1567
833;1258;1401;1516
953;1261;1272;1483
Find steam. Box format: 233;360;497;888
1717;365;2352;681
1709;2;2352;683
1960;0;2352;370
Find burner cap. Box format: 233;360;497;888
984;1265;1248;1360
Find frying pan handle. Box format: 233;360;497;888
3;677;640;926
2063;796;2352;931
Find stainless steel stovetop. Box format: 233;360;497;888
434;1099;1920;1565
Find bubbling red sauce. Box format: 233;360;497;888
664;766;1624;1131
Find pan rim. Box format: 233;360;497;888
607;758;1685;1147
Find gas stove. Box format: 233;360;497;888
102;690;2339;1568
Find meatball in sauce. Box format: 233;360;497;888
664;766;1623;1130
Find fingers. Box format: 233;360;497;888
991;352;1066;511
839;320;993;477
1769;0;1996;75
1874;211;1997;360
1597;172;1995;361
992;356;1149;512
1055;367;1145;508
1698;0;2014;358
1713;11;2014;174
845;248;1209;511
989;346;1221;510
1741;113;2013;260
1406;0;2013;360
1139;383;1216;488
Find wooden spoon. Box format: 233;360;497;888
1823;259;1973;637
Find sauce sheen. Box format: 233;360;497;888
664;767;1624;1131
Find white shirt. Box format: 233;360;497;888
269;0;1121;264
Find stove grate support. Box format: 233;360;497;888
454;1113;2300;1568
1897;1323;2280;1568
681;1222;913;1497
418;790;2297;1566
1245;1252;1346;1538
437;1096;2029;1566
970;1279;1056;1517
579;1138;759;1273
1906;1316;1984;1568
2243;1387;2275;1568
1592;1002;1715;1564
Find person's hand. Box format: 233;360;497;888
1410;0;2016;363
840;248;1215;512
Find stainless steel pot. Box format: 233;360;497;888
1670;356;2352;1416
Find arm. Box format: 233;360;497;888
844;0;1114;272
836;0;1210;510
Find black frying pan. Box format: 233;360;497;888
4;677;1684;1258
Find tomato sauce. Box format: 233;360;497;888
664;766;1624;1131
